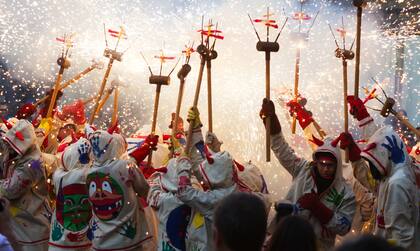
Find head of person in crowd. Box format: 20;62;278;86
334;235;406;251
57;123;77;142
311;137;343;193
213;192;267;251
267;215;317;251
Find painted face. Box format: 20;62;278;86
87;172;124;221
56;183;92;232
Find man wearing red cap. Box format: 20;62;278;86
260;99;356;251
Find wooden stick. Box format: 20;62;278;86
94;87;114;117
34;96;48;107
33;64;99;107
265;51;271;162
207;58;213;133
354;6;362;98
89;58;114;124
343;59;350;163
393;111;420;138
111;86;119;126
291;48;301;134
147;84;162;167
46;64;65;118
173;76;186;138
185;56;206;154
59;65;96;90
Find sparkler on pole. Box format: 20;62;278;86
290;3;319;135
199;20;224;133
185;16;220;155
46;33;74;119
363;80;420;138
140;48;179;167
248;8;286;162
353;0;366;99
329;18;355;163
88;25;125;124
34;60;104;107
170;43;194;156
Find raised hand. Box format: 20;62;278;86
347;96;370;121
381;135;405;164
259;98;281;135
187;107;202;129
78;140;91;164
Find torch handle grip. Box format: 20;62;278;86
292;49;301;135
207;59;213;133
265;54;271;162
354;6;362;98
89;58;114;124
185;57;206;155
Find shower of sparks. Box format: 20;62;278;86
0;0;418;199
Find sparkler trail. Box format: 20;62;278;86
0;0;418;199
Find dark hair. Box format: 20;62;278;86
268;215;317;251
334;235;406;251
214;192;267;251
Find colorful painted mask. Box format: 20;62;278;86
87;172;124;221
56;181;92;232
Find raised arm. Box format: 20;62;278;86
260;98;309;178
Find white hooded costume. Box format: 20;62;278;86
85;129;153;251
270;132;356;251
147;158;207;251
176;149;238;251
49;138;93;250
352;127;419;250
0;119;51;251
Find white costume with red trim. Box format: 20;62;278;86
49;138;92;250
271;132;355;251
352;127;418;250
236;161;271;211
86;129;154;251
176;149;238;251
148;158;207;251
0;119;51;251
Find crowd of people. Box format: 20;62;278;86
0;86;418;251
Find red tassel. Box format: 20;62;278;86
204;145;214;164
1;117;13;130
363;143;377;152
15;131;24;141
234;160;245;172
310;135;324;147
331;136;340;148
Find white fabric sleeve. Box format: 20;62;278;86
271;132;310;179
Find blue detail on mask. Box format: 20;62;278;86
381;135;405;164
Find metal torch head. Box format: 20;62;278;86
177;64;191;79
256;41;280;52
57;57;71;69
353;0;366;8
380;97;395;117
103;48;123;62
335;48;355;60
149;75;170;86
209;50;218;60
196;44;208;55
